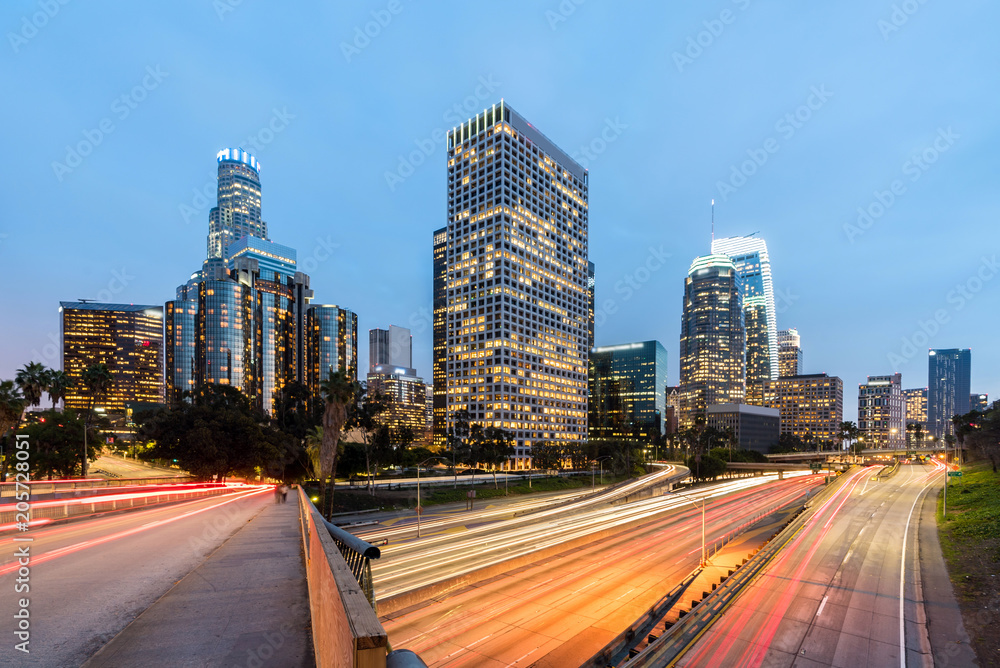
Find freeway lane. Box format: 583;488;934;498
677;463;945;667
0;486;272;667
381;475;823;667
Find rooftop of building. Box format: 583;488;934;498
216;148;260;172
60;302;163;314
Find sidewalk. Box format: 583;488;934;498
84;498;313;668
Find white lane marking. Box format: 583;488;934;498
899;475;938;668
816;595;828;616
508;647;539;666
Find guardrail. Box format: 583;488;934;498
297;486;388;668
0;475;195;498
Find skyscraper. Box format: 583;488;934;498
587;261;595;351
442;101;589;468
778;328;803;377
306;305;358;390
711;236;778;381
367;325;427;446
207;148;267;261
928;348;971;438
60;302;164;412
588;341;668;441
971;393;989;412
165;299;197;404
743;296;770;404
761;374;843;444
903;387;928;443
370;325;413;371
432;227;448;448
858;373;905;449
679;254;745;427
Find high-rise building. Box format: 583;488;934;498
370;325;413;372
165;299;198;404
903;387;928;444
588;341;668;441
858;373;905;449
777;329;803;377
442;101;590;468
306;305;358;392
707;403;781;455
743;296;770;404
207;148;267;261
970;393;989;413
679;254;745;427
665;386;680;435
928;349;971;439
432;227;448;449
60;302;164;413
711;236;778;380
587;261;595;351
367;365;427;446
761;373;843;444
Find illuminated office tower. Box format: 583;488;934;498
858;373;905;449
588;341;668;441
778;328;803;377
970;393;989;412
587;261;595;351
165;300;198;403
712;236;778;380
207;148;267;260
761;374;843;443
60;302;164;413
679;254;745;427
370;325;413;371
443;101;589;468
432;227;448;448
306;305;358;394
903;388;927;444
743;297;770;404
928;348;971;438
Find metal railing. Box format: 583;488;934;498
321;515;382;611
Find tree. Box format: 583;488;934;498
905;421;924;448
304;425;324;479
686;453;726;480
274;381;318;440
477;426;515;489
350;390;388;492
840;421;859;452
15;362;48;410
79;363;113;478
139;384;282;481
21;411;101;479
318;370;360;519
0;381;26;482
45;370;74;410
530;441;564;471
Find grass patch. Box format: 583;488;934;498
419;473;626;507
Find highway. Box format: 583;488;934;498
0;485;272;667
90;453;183;478
380;473;825;666
676;463;944;667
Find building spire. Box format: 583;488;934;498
711;199;715;246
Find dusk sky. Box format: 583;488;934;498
2;1;997;422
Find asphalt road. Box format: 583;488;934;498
380;474;823;666
677;463;951;667
0;486;272;666
91;454;183;478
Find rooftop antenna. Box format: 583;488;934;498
711;199;715;246
78;298;96;303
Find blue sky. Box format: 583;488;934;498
1;1;997;422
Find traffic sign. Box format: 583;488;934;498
947;471;962;477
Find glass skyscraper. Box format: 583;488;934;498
928;348;971;438
60;302;164;412
679;254;745;427
778;328;803;377
207;148;267;260
441;101;589;467
588;341;668;441
432;227;448;448
165;299;197;404
711;236;778;381
306;305;358;393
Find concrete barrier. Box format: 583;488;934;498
297;487;387;668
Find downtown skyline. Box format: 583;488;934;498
2;2;998;424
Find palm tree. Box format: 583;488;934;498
46;370;74;410
80;363;113;478
304;425;323;479
0;381;26;482
15;361;49;410
318;370;360;519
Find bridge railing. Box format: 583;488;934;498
296;486;387;668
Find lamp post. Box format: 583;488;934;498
416;456;449;538
672;488;708;567
597;456;612;486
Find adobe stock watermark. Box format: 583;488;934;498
178;107;295;224
887;254;997;367
340;0;405;63
8;0;71;53
545;0;587;31
715;85;833;202
878;0;932;41
51;66;169;182
384;75;501;192
843;126;958;244
213;0;245;21
570;118;628;169
298;235;340;274
673;0;752;73
774;285;800;315
594;245;671;327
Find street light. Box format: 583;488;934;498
672;487;708;567
596;456;612;486
416;456;449;538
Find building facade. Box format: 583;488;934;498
588;341;668;441
707;403;781;455
761;373;844;445
970;393;989;413
928;348;971;439
903;387;927;445
207;148;267;260
60;302;164;413
370;325;413;371
367;366;428;445
164;299;198;404
743;296;770;404
441;101;590;468
711;236;778;381
679;254;745;427
432;227;448;448
858;373;905;449
777;328;803;377
306;305;358;393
